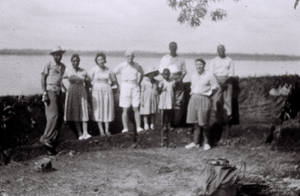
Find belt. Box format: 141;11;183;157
123;80;137;84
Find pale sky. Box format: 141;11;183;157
1;0;300;55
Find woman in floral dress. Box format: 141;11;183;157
89;53;116;136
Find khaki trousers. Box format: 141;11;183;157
40;91;64;145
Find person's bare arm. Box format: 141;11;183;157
138;66;144;85
41;74;49;104
41;74;47;93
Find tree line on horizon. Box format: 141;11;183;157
0;48;300;61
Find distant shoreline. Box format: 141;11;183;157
1;49;300;61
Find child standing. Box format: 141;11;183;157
140;67;159;130
158;68;175;147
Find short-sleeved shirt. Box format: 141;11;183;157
190;71;218;96
159;54;187;75
64;67;88;85
42;61;66;92
209;56;234;84
113;61;144;83
89;66;115;87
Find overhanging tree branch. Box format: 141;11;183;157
168;0;299;27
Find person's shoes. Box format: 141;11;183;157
203;144;211;151
137;127;144;133
40;139;53;148
150;124;154;130
144;124;149;131
84;134;92;139
122;128;129;133
185;142;199;149
78;135;85;140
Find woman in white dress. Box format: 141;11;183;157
64;54;91;140
89;53;116;136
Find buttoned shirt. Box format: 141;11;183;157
42;61;66;92
113;61;144;83
209;56;234;84
159;54;187;76
190;71;218;96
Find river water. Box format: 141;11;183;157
0;54;299;95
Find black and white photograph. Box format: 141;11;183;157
0;0;300;195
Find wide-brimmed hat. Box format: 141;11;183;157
144;67;159;77
50;46;66;55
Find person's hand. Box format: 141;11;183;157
42;93;49;105
68;75;82;84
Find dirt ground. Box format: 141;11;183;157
1;128;300;196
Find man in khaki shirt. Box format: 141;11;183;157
40;46;66;155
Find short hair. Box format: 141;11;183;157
195;58;206;66
95;53;106;64
125;50;135;56
169;42;177;47
71;54;80;61
162;68;170;74
217;44;225;50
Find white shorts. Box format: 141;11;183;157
119;82;140;108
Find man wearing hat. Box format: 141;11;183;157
113;50;144;133
159;42;187;127
40;46;66;155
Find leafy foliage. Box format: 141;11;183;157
168;0;299;27
0;95;44;150
168;0;240;27
295;0;299;9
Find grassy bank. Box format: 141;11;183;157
1;75;300;152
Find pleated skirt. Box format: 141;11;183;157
64;84;89;122
92;83;114;122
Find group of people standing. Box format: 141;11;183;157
39;42;234;155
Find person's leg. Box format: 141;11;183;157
165;110;172;131
74;122;83;139
131;84;142;132
40;91;59;147
82;121;91;139
122;108;129;132
105;122;111;136
223;84;233;119
202;125;211;150
185;123;201;149
97;122;106;136
212;86;223;123
133;107;143;132
150;114;156;129
161;110;169;147
143;115;149;130
193;124;201;145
